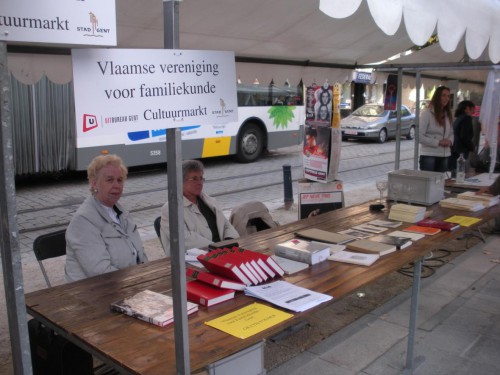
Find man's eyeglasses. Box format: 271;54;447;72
185;177;205;182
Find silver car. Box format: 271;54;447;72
341;104;415;143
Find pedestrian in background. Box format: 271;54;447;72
418;86;454;172
449;100;476;176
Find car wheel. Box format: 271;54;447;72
406;125;415;140
377;128;388;143
236;123;264;163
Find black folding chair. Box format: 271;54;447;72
154;216;162;246
33;229;67;288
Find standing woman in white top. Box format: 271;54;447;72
418;86;454;172
65;154;148;282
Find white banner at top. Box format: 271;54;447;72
1;0;116;46
72;48;238;148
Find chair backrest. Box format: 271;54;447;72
33;229;67;288
229;201;278;236
154;216;162;245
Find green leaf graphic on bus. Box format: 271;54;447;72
268;106;296;129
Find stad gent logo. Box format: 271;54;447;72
77;11;111;37
83;114;98;132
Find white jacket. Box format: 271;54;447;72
65;196;148;282
418;109;454;157
160;193;239;256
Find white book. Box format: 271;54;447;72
387;230;425;241
328;250;379;266
271;255;310;275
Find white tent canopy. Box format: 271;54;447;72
7;0;499;86
320;0;500;63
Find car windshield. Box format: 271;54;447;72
352;105;386;117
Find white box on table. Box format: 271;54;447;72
388;169;444;206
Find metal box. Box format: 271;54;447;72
206;341;266;375
388;169;444;206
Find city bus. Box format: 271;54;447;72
10;77;305;175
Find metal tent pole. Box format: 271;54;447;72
0;41;33;375
163;1;191;374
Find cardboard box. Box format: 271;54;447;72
388;169;444;206
298;179;344;219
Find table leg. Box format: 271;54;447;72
403;257;425;374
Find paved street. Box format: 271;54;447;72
13;140;416;262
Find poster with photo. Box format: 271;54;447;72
384;74;398;110
303;84;332;181
298;179;344;219
303;83;341;182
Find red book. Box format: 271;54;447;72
228;247;268;282
186;268;246;291
253;251;285;277
416;218;460;231
403;225;441;235
186;280;235;307
197;250;252;286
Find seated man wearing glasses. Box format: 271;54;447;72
160;159;239;256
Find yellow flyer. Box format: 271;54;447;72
205;303;293;339
445;215;482;227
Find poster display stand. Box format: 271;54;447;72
298;179;344;220
302;82;341;183
300;82;343;219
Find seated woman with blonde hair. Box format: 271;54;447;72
65;154;148;282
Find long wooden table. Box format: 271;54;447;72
25;200;500;375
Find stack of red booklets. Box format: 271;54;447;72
196;246;284;286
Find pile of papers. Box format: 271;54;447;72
245;280;332;312
439;197;484;212
388;204;426;223
457;191;499;207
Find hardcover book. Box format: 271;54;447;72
416;218;460;231
271;255;310;275
197;247;284;285
110;289;198;327
186;280;235;307
328;250;379;266
402;225;441;235
295;228;356;244
346;239;396;256
274;239;330;265
197;249;252;286
387;230;425;241
369;234;413;250
186;268;246;291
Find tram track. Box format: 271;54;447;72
16;141;416;233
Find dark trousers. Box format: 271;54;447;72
419;155;448;173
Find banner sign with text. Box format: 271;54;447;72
1;0;116;46
72;48;238;148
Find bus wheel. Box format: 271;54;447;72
236;123;264;163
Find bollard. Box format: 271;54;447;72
283;164;293;210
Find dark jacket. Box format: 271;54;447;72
452;114;475;159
